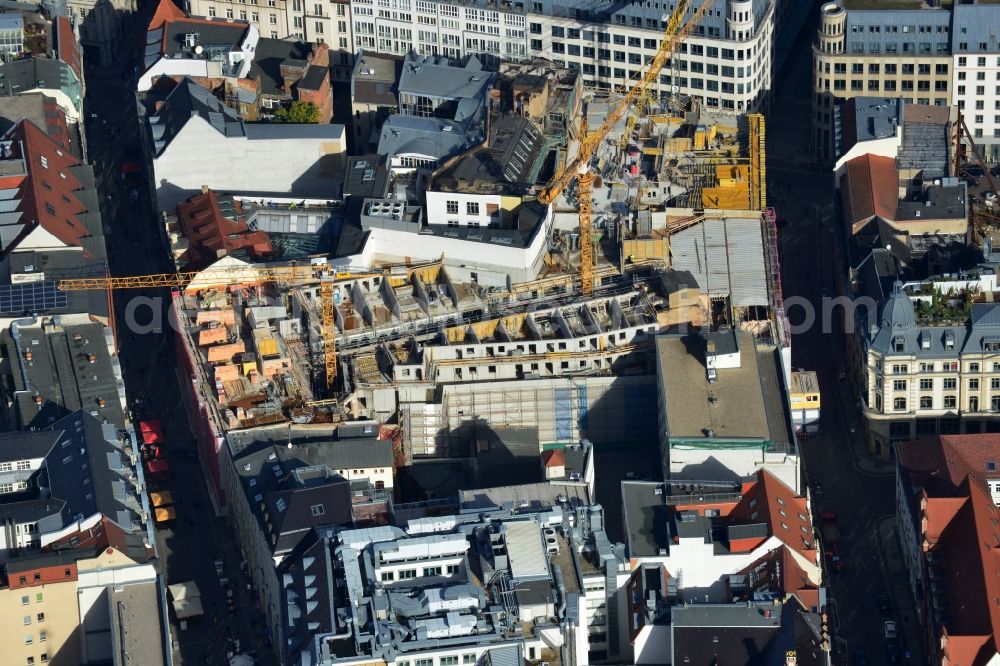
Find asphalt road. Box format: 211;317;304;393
767;8;924;666
83;35;277;666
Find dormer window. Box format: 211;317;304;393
988;461;997;473
944;330;956;350
984;337;1000;352
893;336;905;352
920;332;930;350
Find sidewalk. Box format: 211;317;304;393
875;516;926;665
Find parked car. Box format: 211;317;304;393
887;640;900;663
821;512;842;571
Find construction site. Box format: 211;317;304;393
52;0;789;498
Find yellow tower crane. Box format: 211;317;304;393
536;0;713;295
58;264;385;389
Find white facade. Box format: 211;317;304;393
150;116;346;212
425;191;503;227
350;0;526;65
952;53;1000;156
338;203;552;285
527;0;776;113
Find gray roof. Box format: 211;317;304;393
243;122;343;140
377;114;475;163
0;57;80;101
433;115;545;195
951;4;1000;54
300;64;326;91
398;53;492;103
351;51;400;105
621;481;669;558
110;582;167;666
249;37;313;97
868;285;1000;359
46;410;140;534
671;602;784;628
669;217;769;307
343;154;390;199
898;107;950;181
848;96;901;143
279;534;337;664
656;332;792;449
148;78;240;156
895;183;966;222
0;429;60;463
4;321;126;430
458;481;589;512
843;6;951;53
161;19;247;56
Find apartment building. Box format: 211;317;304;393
813;2;952;162
527;0;776;113
861;283;1000;457
184;0;356;79
350;0;527;67
951;3;1000;160
0;546;164;666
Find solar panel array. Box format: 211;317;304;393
0;281;68;313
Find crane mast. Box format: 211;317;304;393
537;0;713;294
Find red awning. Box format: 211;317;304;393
146;458;170;474
142;425;165;445
139;420;162;434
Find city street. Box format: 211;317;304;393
83;20;276;666
768;7;925;666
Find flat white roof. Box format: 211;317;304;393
504;521;548;580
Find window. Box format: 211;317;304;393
463;656;477;664
39;656;47;664
920;396;932;409
23;615;31;625
398;569;416;579
441;658;459;666
993;396;1000;412
38;631;45;643
893;380;907;391
970;362;980;373
21;595;28;606
944;378;957;390
970;378;980;390
422;566;442;576
415;660;433;666
944;395;957;409
894;397;907;411
380;571;394;581
446;200;458;214
27;658;34;666
970;396;979;411
920;378;933;390
551;25;563;37
36;613;43;622
466;201;479;216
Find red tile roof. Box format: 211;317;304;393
4;119;96;255
897;433;1000;496
730;469;816;563
926;478;1000;665
736;545;821;611
541;449;565;468
148;0;187;31
840;153;898;235
174;190;272;270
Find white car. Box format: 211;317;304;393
883;620;898;640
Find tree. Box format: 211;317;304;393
273;101;321;124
